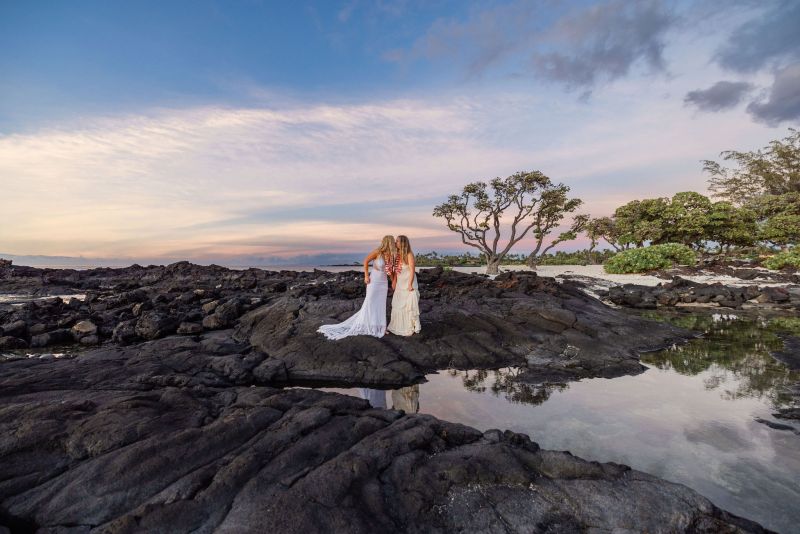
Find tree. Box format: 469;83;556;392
613;197;670;247
585;216;628;252
432;171;582;274
750;192;800;249
526;213;587;268
704;202;757;251
658;192;713;248
703;128;800;204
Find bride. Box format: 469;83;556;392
387;235;421;336
318;235;395;340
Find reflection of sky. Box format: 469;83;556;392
410;367;799;534
0;2;790;262
325;363;799;533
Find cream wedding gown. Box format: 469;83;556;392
387;262;420;336
318;256;388;340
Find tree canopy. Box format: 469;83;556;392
703;128;800;204
432;171;583;274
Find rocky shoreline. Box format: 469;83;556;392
0;261;776;532
597;276;800;311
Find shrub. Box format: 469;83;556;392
763;249;800;270
604;243;696;274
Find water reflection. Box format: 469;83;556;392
642;313;800;411
358;386;419;413
448;368;567;406
340;312;800;533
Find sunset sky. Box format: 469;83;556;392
1;1;798;265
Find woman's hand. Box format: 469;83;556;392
407;285;414;292
364;274;371;285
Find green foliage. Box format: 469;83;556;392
703;128;800;204
763;249;800;270
749;192;800;248
416;249;615;267
415;251;485;267
585;216;628;251
658;191;713;247
603;243;696;274
537;249;616;265
432;171;583;273
705;201;758;249
613;197;669;247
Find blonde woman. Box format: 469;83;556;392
318;236;395;340
387;235;421;336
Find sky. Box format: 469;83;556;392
1;0;799;265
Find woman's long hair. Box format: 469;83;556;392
396;235;412;264
378;235;396;262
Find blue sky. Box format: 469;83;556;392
1;0;798;264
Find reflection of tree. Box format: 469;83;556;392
448;368;568;406
641;313;800;409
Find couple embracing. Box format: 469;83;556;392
318;235;420;340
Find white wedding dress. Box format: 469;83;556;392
318;256;388;340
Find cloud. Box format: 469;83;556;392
385;0;676;89
531;0;675;88
0;82;782;261
684;81;754;112
746;63;800;125
715;1;800;73
0;98;521;259
383;1;540;77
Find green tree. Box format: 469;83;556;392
614;197;670;247
703;128;800;204
704;201;757;251
526;213;587;268
585;216;628;251
750;192;800;249
658;192;712;248
433;171;582;275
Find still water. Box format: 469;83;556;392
322;313;800;534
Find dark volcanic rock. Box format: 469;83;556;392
607;277;799;312
135;311;180;340
29;328;72;348
0;356;769;533
235;269;689;386
0;263;773;532
0;336;26;350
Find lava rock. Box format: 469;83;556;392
177;322;203;335
112;320;138;344
135;311;179;340
0;359;771;534
0;336;27;350
71;320;98;338
0;319;27;338
30;329;73;348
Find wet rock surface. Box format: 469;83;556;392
653;257;800;284
600;276;800;311
0;354;770;533
0;262;772;532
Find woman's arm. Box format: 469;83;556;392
406;252;416;291
363;249;379;284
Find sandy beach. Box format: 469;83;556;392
449;264;793;287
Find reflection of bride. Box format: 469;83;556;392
391;385;419;413
357;385;419;413
358;388;387;409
